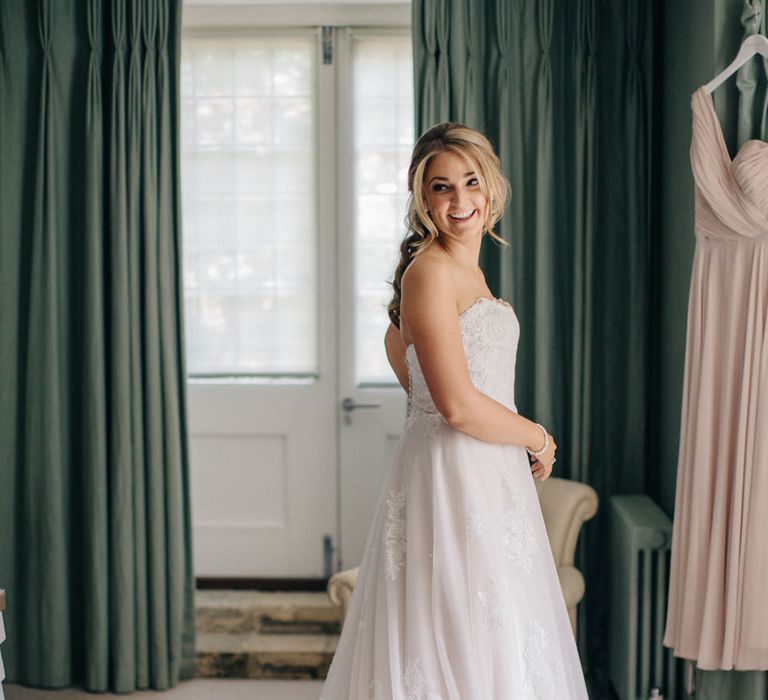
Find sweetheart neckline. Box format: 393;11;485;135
404;296;514;355
698;86;768;164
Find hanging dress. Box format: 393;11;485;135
664;86;768;671
319;296;589;699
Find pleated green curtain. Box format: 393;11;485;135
697;3;768;696
0;0;196;691
413;0;655;686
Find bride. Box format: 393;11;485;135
320;123;589;699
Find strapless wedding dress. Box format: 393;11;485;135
320;296;589;699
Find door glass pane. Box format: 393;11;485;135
353;35;414;385
181;36;317;377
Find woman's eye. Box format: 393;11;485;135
430;179;477;192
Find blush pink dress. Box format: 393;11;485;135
664;87;768;671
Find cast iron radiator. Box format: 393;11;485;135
609;495;683;700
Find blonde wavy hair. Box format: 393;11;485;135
387;122;511;327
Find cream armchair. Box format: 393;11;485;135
327;476;598;635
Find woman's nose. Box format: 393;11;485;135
450;187;468;206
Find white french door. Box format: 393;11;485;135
181;16;412;579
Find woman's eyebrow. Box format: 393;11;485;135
428;171;476;183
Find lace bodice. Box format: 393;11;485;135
405;296;520;434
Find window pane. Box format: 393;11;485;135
353;36;414;384
181;36;317;376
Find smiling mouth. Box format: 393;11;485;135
448;209;476;222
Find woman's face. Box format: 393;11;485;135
423;150;488;239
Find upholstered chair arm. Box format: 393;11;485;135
328;568;359;620
535;477;599;568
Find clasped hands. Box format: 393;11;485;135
528;431;556;481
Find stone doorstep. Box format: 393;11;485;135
196;631;339;680
196;590;342;635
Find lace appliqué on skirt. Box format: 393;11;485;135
384;484;407;581
404;657;444;700
477;567;512;627
500;468;539;572
522;621;557;699
465;510;487;539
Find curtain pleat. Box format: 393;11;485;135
413;0;657;684
459;1;478;129
479;0;513;308
0;0;19;689
83;0;109;689
0;0;195;691
529;0;556;426
621;0;650;499
107;0;137;690
25;0;71;683
569;0;597;659
414;0;451;134
496;0;524;333
569;0;597;484
157;0;196;681
140;2;168;689
128;0;151;688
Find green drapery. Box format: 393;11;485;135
0;0;195;691
413;0;655;688
696;3;768;697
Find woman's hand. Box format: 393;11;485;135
528;432;556;480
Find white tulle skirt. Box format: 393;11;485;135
319;421;589;699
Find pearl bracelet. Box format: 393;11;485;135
527;423;548;458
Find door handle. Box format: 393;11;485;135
341;397;382;412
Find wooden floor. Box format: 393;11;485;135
4;680;323;700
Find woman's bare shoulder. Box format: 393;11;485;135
400;252;459;343
401;250;453;296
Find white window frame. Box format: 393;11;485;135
181;26;322;381
181;2;411;385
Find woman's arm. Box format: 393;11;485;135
400;256;550;455
384;322;409;391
